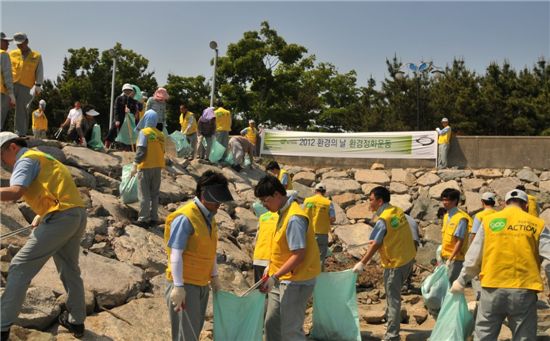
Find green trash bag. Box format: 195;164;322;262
252;201;268;218
88;124;104;151
244;155;252;167
119;164;138;204
132;84;142;101
169;131;192;157
421;264;449;312
213;290;265;341
115;113;138;145
430;292;474;341
223;151;235;165
209;140;226;163
310;270;361;341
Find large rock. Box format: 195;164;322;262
464;191;483;215
93;172;120;193
541;209;550;228
333;223;373;259
332;202;350;225
63;146;121;176
391;169;416;186
415;241;440;268
67;165;96;189
540;172;550;181
293;171;316;186
291;182;314;201
437;169;472;181
35;145;67;164
354;170;390;184
428;180;460;199
16;287;61;330
332;193;361;209
323;178;361;196
389;182;409;194
517;168;539;184
234;207;258;233
410;192;440;222
175;174;197;195
80;217;109;249
461;178;485;192
473;169;503;179
321;170;349;180
423;224;442;244
218;264;250;294
489;177;521;200
216;209;238;233
361;183;379;196
32;249;145;307
218;238;252;270
159;173;189;205
417;173;441;186
390;194;412;213
0;202;31;248
346;202;374;220
540;181;550;193
6;325;54;341
89;190;137;223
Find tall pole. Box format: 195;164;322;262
416;74;420;130
109;57;116;128
209;41;219;108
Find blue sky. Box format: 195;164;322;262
2;1;548;89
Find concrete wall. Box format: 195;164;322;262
263;136;550;169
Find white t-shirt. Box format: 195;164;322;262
67;108;83;125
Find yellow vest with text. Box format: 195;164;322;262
164;201;218;286
474;207;497;229
253;211;278;261
377;205;416;268
438;126;452;144
441;208;472;261
21;149;84;216
480;206;544;291
32;110;48;131
138;127;165;170
179;112;197;135
278;169;293;190
215;107;231;132
0;49;9;94
303;194;331;235
245;127;258;145
527;194;539;217
269;201;321;281
10;49;41;88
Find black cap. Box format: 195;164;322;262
202;183;233;203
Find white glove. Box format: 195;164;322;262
450;280;465;294
81;138;87;147
130;163;138;177
30;85;42;96
31;215;42;227
436;127;441;133
210;276;222;292
170;286;186;312
8;94;16;106
260;275;276;293
115;120;121;128
446;259;453;269
352;262;365;273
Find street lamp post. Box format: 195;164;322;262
108;51;117;129
209;41;219;108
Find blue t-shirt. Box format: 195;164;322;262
10;147;40;188
447;207;468;239
167;197;214;250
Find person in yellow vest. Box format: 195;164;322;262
516;185;540;217
31;99;47;138
253;208;278;282
9;33;43;137
179;103;198;160
130;110;165;228
1;32;16;130
240;119;258;153
352;186;416;341
164;170;233;341
436;117;451;168
0;132;87;340
214;100;231;149
451;189;550;340
303;183;336;269
254;175;320;341
265;160;293;190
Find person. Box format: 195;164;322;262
197;107;216;160
450;189;550;341
60;101;83;143
145;87;168;131
439;188;472;283
254;175;321;341
253;208;278;282
214;100;231;149
240;119;258;147
227;136;255;170
303;183;336;269
104;83;138;149
256;123;265;156
9;32;44;137
516;185;540;217
164;170;233;341
265;161;293;190
469;192;497;243
0;32;15;130
0;132;87;340
179;103;197;160
136;91;148;122
352;186;416;341
436;117;451;168
31;99;47;138
69;106;100;147
131;110;165;228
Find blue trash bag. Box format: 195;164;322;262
119;164;138;204
310;270;361;341
213;290;265;341
209;140;226;163
169;131;192;157
115;113;138;145
88;124;104;151
430;292;474;341
252;201;268;218
421;264;449;313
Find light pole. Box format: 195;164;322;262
108;50;117;129
209;41;218;108
395;62;444;130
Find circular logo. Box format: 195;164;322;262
489;218;507;232
390;216;400;229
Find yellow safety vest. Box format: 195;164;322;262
253;211;278;261
20;149;84;216
278;169;293;190
438;126;452;144
245;126;258;145
164;201;218;286
32;110;48;131
179;112;197;135
441;208;472;261
480;206;544;291
527;194;539;217
377;205;416;268
138;127;165;170
10;49;41;88
303;194;332;235
0;49;9;94
214;107;231;132
474;207;496;229
269;201;321;281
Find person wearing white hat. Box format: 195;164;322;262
104;83;138;149
60;101;83;142
0;32;15;130
31;99;47;138
240;119;259;151
70;106;100;148
435;117;451;168
9;32;44;137
451;189;550;340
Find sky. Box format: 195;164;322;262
1;1;548;90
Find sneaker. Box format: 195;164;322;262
58;311;84;338
131;220;150;228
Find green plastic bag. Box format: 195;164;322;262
252;201;268;218
223;151;235;165
213;290;265;341
88;124;104;151
169;131;192;157
430;292;474;341
310;270;361;341
119;164;138;204
115;113;138;145
421;264;449;312
209;140;226;163
244;155;252;167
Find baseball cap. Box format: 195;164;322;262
202;183;234;203
441;117;449;122
13;32;27;44
0;32;13;41
122;83;134;92
504;189;528;203
315;183;326;191
0;132;20;148
85;109;100;117
481;192;495;201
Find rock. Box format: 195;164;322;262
321;170;349;180
390;194;412;213
354;170;390;184
464;191;483;215
370;162;384;170
346;202;374;221
234;207;258;233
423;224;442;244
333;223;373;259
7;325;54;341
410;191;440;222
489;177;521;200
332;193;360;209
362;305;386;324
89;190;137;223
391;169;416;186
411;306;429;324
428;180;460;199
503;169;513;177
159;173;189;205
67;166;96;188
332;202;350;225
293;171;316;186
216;209;238;233
540;172;550;181
149;274;166;297
291;182;314;201
81;217;109;249
361;183;379;196
461;178;485;192
217;264;250;294
0;202;32;248
89;242;114;258
417;173;441;186
389;182;409;194
57;289;96;315
34;145;67;164
32;249;145;308
175;174;197;196
186;160;223;179
415;241;439;268
541;209;550;228
217;238;252;270
517;168;539;184
437;169;472;181
16;287;60;330
540;181;550;193
63;146;121;176
93;172;120;193
323;178;361;196
473;169;503;179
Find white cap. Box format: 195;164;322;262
38;99;46;108
249;119;255;124
0;132;20;148
441;117;449;122
504;189;528;203
85;109;100;117
481;192;495;201
122;83;134;92
13;32;27;44
315;183;326;191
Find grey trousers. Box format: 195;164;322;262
383;260;414;341
438;143;450;168
315;233;329;270
33;129;47;139
474;288;537;341
13;83;33;137
265;282;314;341
197;135;213;160
1;207;87;331
137;167;161;222
216;131;229;148
229;140;245;165
165;281;209;341
185;133;197;159
0;92;10;130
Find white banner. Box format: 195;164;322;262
260;130;438;159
